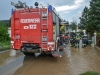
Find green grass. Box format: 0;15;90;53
0;41;11;51
79;71;100;75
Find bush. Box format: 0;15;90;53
79;71;100;75
0;41;11;51
0;21;11;51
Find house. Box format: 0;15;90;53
8;27;11;37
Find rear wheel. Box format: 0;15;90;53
23;52;29;56
23;52;34;56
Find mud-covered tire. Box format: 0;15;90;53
23;52;29;56
23;52;34;56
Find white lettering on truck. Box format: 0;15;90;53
21;18;40;23
24;24;37;29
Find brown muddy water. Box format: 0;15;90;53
0;45;100;75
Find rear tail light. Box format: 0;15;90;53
49;47;52;50
11;41;14;48
48;42;55;51
48;47;54;51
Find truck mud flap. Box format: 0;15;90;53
52;44;66;57
52;51;64;58
59;45;66;51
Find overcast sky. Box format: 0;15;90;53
0;0;90;23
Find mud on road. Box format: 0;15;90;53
14;46;100;75
1;45;100;75
14;53;71;75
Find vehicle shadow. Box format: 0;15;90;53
13;54;60;75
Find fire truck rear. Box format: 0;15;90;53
11;1;67;57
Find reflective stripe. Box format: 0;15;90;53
76;38;80;40
76;36;80;40
48;42;54;44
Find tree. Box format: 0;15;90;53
7;18;11;27
88;0;100;34
69;21;77;30
0;22;10;42
9;18;11;27
79;6;89;30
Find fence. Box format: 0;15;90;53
96;36;100;46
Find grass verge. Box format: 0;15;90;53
0;41;11;51
79;71;100;75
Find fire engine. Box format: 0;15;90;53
11;1;68;57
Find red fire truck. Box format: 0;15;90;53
11;1;67;57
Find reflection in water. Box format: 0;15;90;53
10;50;16;56
0;50;21;68
14;45;100;75
0;50;10;66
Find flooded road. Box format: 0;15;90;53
0;45;100;75
0;50;24;75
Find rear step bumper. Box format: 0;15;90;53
21;48;42;53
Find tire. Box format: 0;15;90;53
23;52;29;56
23;52;34;56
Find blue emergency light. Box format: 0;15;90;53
48;5;52;12
11;8;14;15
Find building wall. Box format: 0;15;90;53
8;27;11;37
